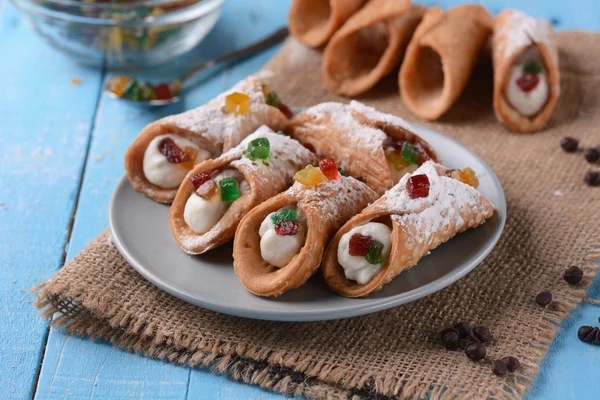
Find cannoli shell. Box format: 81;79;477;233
124;76;289;204
323;0;425;96
170;128;317;254
492;10;560;133
287;101;440;195
288;0;366;48
322;162;495;297
233;176;379;297
399;5;493;120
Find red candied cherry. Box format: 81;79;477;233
319;158;340;180
275;219;299;236
158;138;191;164
516;73;540;93
406;174;430;199
279;103;293;119
349;233;372;257
154;83;173;100
190;171;212;190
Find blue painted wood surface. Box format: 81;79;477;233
0;0;598;398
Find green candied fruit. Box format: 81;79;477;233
219;178;240;202
337;166;347;176
122;79;142;101
365;241;384;265
246;138;270;161
401;142;419;165
522;61;542;74
138;82;156;101
271;208;297;225
265;91;281;107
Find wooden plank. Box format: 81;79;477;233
0;2;103;399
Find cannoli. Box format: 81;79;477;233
170;126;317;255
287;101;440;195
323;0;425;96
124;76;291;204
322;161;495;297
233;159;379;297
399;5;494;120
288;0;366;48
492;10;560;133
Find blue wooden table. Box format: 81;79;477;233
1;0;599;398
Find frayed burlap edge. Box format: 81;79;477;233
32;240;600;400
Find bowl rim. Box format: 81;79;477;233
12;0;225;26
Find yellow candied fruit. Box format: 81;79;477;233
176;146;198;171
225;92;250;115
294;165;327;187
261;84;269;97
107;75;131;97
458;167;479;188
385;149;411;171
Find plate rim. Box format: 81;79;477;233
109;123;507;322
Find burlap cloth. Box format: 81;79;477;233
34;32;600;399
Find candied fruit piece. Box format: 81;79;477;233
265;90;281;107
158;138;192;164
197;180;219;200
169;80;182;97
154;83;173;100
122;79;142;101
349;233;372;257
271;208;297;225
107;75;131;97
275;219;299;236
190;171;211;190
177;146;197;170
138;82;156;102
385;148;411;171
261;84;270;97
406;174;430;199
401;142;419;164
338;167;347;176
319;158;339;180
279;103;293;119
246;138;270;161
225;92;250;115
389;140;405;151
414;142;431;164
516;73;539;93
219;177;240;202
294;165;327;187
365;241;384;265
303;143;316;153
458;167;479;188
522;61;542;74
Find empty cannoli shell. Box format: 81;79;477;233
323;0;425;96
288;0;366;48
492;10;560;133
234;176;379;297
170;127;316;254
399;5;493;120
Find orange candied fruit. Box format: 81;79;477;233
457;167;479;188
106;75;131;97
385;149;411;171
225;92;250;115
261;84;270;97
294;165;327;187
177;146;198;171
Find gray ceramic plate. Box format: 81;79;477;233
109;123;506;322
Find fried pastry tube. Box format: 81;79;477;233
234;171;378;297
492;10;560;133
170;126;317;255
323;0;425;96
287;100;439;195
124;76;290;204
322;161;495;297
399;5;493;120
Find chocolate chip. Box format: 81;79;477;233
535;291;553;306
472;326;492;343
577;326;597;343
441;328;460;350
465;342;486;361
492;360;508;376
560;137;579;153
584;171;600;186
454;322;471;338
501;356;521;372
585;148;600;163
563;266;584;285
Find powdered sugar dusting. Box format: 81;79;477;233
349;101;415;133
494;10;552;61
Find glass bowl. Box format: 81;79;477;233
12;0;225;67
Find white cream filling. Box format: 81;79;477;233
143;134;211;189
337;222;392;285
183;169;249;234
505;47;549;117
387;161;418;184
259;209;306;268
